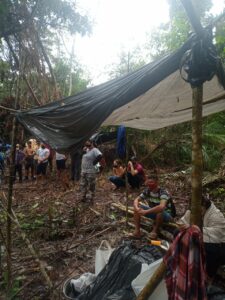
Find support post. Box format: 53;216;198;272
125;131;129;226
137;1;205;298
6;77;20;294
136;261;166;300
190;85;203;227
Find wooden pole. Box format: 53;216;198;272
180;0;204;228
180;0;204;37
125;130;129;226
6;71;20;294
137;262;166;300
190;86;203;227
137;2;205;299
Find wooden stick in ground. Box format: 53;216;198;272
6;68;21;293
190;86;203;228
1;200;55;293
125;130;129;226
137;2;206;298
136;261;166;300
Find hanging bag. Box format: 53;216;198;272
95;240;115;275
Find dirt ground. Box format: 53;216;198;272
0;167;225;299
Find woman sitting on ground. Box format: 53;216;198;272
109;159;125;189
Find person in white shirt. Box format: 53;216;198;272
178;195;225;278
36;143;50;184
80;140;102;203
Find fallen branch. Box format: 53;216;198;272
111;202;178;229
0;199;55;293
0;105;17;112
67;227;111;252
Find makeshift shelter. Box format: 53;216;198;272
16;34;225;152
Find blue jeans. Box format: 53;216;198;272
109;176;125;188
140;205;172;222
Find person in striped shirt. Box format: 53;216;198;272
132;175;174;239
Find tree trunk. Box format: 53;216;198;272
190;86;203;227
68;38;75;97
6;73;20;294
4;36;41;106
125;131;129;226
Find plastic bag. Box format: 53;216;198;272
131;259;167;300
63;242;164;300
70;273;96;293
95;240;114;275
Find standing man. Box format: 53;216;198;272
80;140;102;203
14;144;25;183
131;175;174;239
24;140;35;180
36;143;50;184
71;149;82;182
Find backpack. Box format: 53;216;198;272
168;197;176;218
158;188;176;218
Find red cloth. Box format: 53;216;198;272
163;225;207;300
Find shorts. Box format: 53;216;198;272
37;162;48;175
140;204;172;222
56;159;66;170
25;157;34;170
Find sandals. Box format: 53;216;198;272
126;233;144;240
148;232;158;240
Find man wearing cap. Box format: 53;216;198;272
132;176;174;239
127;156;145;189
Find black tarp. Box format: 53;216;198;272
64;242;163;300
16;36;194;152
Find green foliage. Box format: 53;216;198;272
146;0;213;59
108;47;146;79
1;272;22;299
123;112;225;172
53;58;91;96
0;0;92;109
215;21;225;60
0;59;14;99
34;0;92;35
0;0;91;39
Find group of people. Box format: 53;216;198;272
3;137;225;279
109;156;145;190
79;140;225;279
14;141;51;183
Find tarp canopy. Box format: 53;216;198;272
16;34;225;152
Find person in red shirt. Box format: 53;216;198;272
127;156;145;189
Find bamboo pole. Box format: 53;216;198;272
6;70;20;294
190;86;203;227
137;262;166;300
4;36;41;106
125;130;129;226
137;1;205;299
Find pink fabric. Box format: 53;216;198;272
135;163;145;180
